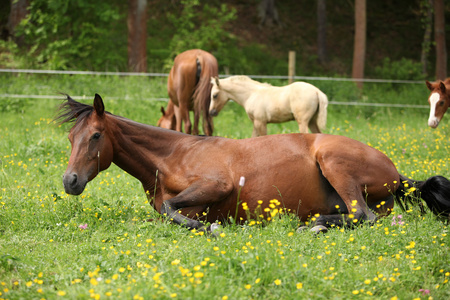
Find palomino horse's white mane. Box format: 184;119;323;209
225;75;272;87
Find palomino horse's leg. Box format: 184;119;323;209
252;119;267;137
160;180;233;232
308;121;321;133
295;115;313;133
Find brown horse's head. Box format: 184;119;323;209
157;106;176;130
58;94;114;195
209;77;228;117
426;80;450;128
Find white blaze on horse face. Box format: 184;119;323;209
428;92;440;128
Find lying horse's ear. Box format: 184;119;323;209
93;94;105;117
439;81;446;93
160;106;166;116
215;76;220;87
425;80;433;91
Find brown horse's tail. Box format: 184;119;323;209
395;174;450;220
316;90;328;132
193;52;219;136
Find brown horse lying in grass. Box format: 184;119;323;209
57;95;450;234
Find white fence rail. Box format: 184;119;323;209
0;68;429;109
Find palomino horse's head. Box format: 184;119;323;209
209;77;228;117
59;94;114;195
426;80;449;128
157;106;176;130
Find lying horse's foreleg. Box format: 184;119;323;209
160;181;232;232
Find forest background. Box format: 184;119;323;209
1;0;449;82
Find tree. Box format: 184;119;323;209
317;0;327;65
127;0;147;72
7;0;29;46
434;0;447;80
420;0;433;76
352;0;366;90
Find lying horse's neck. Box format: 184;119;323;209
107;115;182;193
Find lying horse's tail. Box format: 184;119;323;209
316;90;328;132
395;174;450;220
193;51;219;136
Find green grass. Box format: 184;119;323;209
0;74;449;299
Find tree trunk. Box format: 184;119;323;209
7;0;29;46
434;0;447;80
258;0;281;28
317;0;327;64
127;0;147;72
352;0;366;90
420;0;433;76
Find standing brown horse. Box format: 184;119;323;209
157;49;218;136
58;95;450;234
425;78;450;128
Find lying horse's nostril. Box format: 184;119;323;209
70;173;78;186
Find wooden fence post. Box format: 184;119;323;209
288;51;296;84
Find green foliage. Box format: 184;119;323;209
15;0;125;70
0;97;30;113
374;58;426;81
167;0;237;70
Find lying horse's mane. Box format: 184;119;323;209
54;95;110;125
227;75;272;87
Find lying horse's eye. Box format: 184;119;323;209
92;132;101;140
213;94;218;99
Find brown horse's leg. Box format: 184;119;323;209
174;105;183;132
193;109;200;135
160;180;233;231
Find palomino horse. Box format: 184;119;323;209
426;78;450;128
209;76;328;137
58;95;450;234
157;49;218;136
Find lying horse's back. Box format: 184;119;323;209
168;133;399;223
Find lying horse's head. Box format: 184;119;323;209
56;94;114;195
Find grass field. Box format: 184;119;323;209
0;73;449;299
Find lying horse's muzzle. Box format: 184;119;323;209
63;172;87;195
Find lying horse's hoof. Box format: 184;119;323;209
197;223;222;237
296;225;328;234
311;225;328;234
